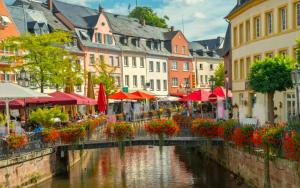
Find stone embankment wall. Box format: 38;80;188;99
201;144;300;188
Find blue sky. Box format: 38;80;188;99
4;0;236;41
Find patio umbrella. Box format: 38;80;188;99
180;90;210;102
109;91;142;100
0;99;24;109
131;91;156;100
97;83;107;113
0;82;49;134
213;86;232;99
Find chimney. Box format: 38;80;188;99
170;26;175;32
140;19;146;26
48;0;52;10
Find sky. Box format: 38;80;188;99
4;0;236;41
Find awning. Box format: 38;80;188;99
109;91;142;100
67;93;97;105
0;99;24;109
157;96;180;102
131;91;156;100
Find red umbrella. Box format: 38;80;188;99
0;99;24;109
213;86;232;98
180;90;210;102
109;91;142;100
131;91;156;100
97;83;107;113
67;93;97;105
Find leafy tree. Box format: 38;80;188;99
0;31;81;93
249;56;293;125
129;7;169;28
92;56;118;108
214;63;225;87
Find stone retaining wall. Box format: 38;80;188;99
201;144;300;188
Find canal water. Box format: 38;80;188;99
37;146;250;188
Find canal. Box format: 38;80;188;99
37;146;250;188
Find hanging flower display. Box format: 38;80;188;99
191;118;218;138
232;126;254;146
60;125;87;144
41;128;60;143
105;122;135;141
7;133;28;150
145;119;179;136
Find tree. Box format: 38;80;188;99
249;56;293;125
129;7;169;28
214;63;225;87
0;31;81;93
92;56;118;109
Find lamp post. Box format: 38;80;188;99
209;77;216;118
17;68;30;88
291;65;300;119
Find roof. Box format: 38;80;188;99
220;23;231;57
226;0;251;19
189;42;206;51
194;37;224;51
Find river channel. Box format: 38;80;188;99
36;146;250;188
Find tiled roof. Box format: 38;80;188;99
194;37;224;51
226;0;251;19
220;23;231;57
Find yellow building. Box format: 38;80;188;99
227;0;300;124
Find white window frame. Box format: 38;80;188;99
156;62;160;72
132;57;137;67
163;62;167;73
172;78;178;87
163;80;167;91
125;75;129;87
281;7;287;31
255;17;261;38
133;75;138;88
150;79;154;91
183;62;189;71
156;80;161;91
266;12;273;34
171;61;178;70
124;56;129;67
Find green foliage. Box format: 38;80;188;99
214;63;225;87
0;31;82;93
129;7;169;28
222;119;238;139
0;114;6;126
249;56;293;93
92;56;117;97
29;107;68;128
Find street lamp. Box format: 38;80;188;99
291;65;300;119
209;76;216;92
17;68;30;87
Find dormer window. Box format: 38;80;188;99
120;36;128;46
95;33;102;44
80;30;89;40
132;38;140;47
104;34;113;45
0;16;11;28
72;38;78;47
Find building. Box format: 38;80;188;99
0;0;19;82
226;0;300;123
221;24;232;91
164;30;193;96
189;40;223;90
9;0;85;95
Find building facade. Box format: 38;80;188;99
0;0;19;82
189;41;223;90
227;0;300;123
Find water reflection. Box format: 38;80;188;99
37;146;249;188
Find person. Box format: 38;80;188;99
182;107;188;117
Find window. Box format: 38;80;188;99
199;64;203;70
184;78;189;87
239;23;244;45
124;56;129;67
240;59;244;80
296;2;300;27
172;78;178;87
280;7;288;31
163;80;167;91
121;36;128;46
140;58;144;67
183;62;189;71
141;76;145;87
279;49;288;57
175;45;178;53
265;12;273;35
182;46;186;55
234;60;238;80
163;62;167;73
109;56;114;66
115;76;121;87
245;20;251;42
132;38;140;47
104;34;113;44
4;72;9;81
149;61;154;72
132;57;137;67
172;61;178;70
89;54;95;64
246;57;251;79
233;26;238;47
115;57;120;67
265;52;274;58
210;64;214;71
156;80;161;91
254;16;261;39
76;84;82;92
133;75;137;88
95;33;102;43
200;75;203;83
125;75;129;87
150;79;154;91
156;62;160;72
